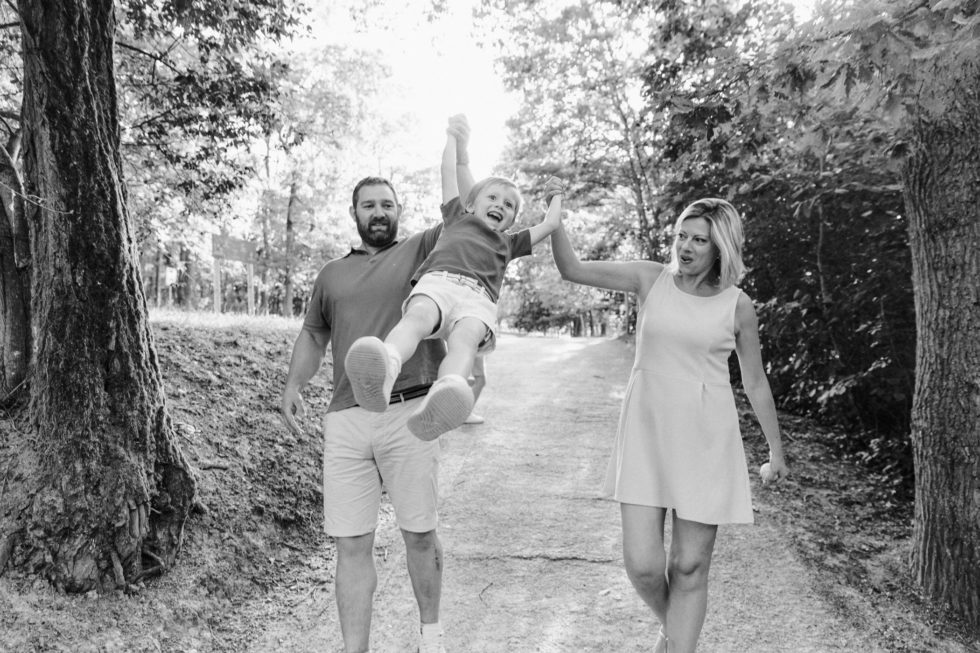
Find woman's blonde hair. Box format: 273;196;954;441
667;198;745;288
463;176;524;217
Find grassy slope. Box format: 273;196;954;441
0;310;334;652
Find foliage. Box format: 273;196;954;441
116;0;310;232
480;0;921;490
246;43;394;315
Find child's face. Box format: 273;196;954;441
469;183;519;232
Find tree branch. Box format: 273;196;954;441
0;21;19;30
0;110;19;140
116;40;180;73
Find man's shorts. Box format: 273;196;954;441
405;271;498;354
322;397;441;537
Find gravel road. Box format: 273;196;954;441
254;334;889;652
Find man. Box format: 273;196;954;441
280;155;469;651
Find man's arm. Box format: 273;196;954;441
449;114;475;201
280;325;330;435
441;130;460;204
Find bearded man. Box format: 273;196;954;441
280;172;457;653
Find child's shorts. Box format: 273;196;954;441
405;271;498;354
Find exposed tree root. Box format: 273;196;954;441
0;529;20;577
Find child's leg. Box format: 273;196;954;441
407;318;486;441
346;295;440;413
386;295;441;364
437;317;486;379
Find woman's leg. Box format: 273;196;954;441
621;503;669;624
663;513;718;653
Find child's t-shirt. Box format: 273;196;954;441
411;196;532;303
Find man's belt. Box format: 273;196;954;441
388;384;431;404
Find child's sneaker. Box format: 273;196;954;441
408;375;474;441
345;337;400;412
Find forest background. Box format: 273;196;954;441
0;0;978;641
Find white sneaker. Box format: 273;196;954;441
408;375;474;441
463;412;485;425
345;337;399;412
418;629;446;653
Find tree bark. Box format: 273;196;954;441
7;0;196;591
0;130;30;406
903;62;980;629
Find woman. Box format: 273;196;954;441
550;195;789;652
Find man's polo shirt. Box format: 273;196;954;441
304;225;445;412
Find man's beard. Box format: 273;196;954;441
357;217;398;248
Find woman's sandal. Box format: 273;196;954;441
654;626;669;653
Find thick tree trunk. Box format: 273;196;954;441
0;132;31;406
6;0;196;591
903;62;980;629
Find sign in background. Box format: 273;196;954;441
211;235;258;314
211;235;258;263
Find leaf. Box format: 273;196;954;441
670;95;695;113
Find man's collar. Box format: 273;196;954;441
348;237;401;256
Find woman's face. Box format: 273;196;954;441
674;217;718;275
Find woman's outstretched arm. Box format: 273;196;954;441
550;222;661;296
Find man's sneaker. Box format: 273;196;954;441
408;375;474;441
418;626;446;653
463;412;485;425
345;337;399;412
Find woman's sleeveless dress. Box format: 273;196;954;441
602;268;754;524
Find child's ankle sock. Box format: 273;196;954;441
383;343;403;377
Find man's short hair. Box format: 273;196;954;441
352;177;399;209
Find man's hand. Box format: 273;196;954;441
280;386;306;435
447;114;471;163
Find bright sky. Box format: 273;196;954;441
319;0;517;175
315;0;817;175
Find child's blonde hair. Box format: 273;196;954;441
463;177;524;217
667;198;746;288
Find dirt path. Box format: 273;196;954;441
253;334;883;652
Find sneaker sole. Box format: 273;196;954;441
345;338;391;412
408;380;474;441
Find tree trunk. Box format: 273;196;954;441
174;244;196;309
0;130;31;406
903;62;980;629
5;0;196;592
283;178;298;317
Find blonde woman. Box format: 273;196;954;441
550;193;788;653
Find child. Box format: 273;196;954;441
345;115;563;440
